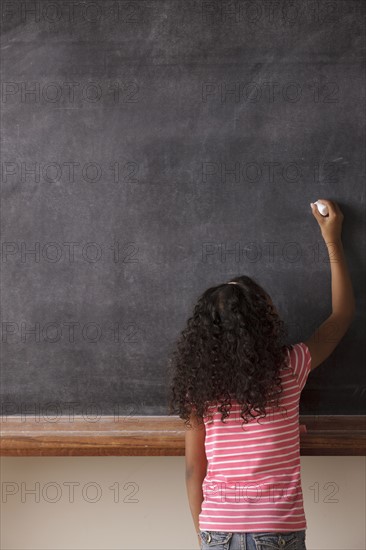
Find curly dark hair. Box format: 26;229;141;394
167;275;294;430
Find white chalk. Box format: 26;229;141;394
314;200;329;216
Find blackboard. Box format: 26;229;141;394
1;0;365;420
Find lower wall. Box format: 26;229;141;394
1;456;365;549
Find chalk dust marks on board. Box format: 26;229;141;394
231;60;268;123
317;136;350;187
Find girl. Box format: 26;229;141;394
168;200;355;550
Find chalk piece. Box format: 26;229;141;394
314;200;329;216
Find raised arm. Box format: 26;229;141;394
304;200;356;371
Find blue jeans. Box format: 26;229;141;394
199;530;307;550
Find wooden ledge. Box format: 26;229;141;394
0;415;365;456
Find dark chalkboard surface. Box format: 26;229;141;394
1;0;365;419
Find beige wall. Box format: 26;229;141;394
1;456;365;549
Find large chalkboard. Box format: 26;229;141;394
1;0;365;419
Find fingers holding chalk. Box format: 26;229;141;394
310;202;322;222
313;200;329;216
310;199;344;241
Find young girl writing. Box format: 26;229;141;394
168;200;355;550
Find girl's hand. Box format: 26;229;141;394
310;199;344;243
197;533;202;548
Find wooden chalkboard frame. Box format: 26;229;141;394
0;415;365;456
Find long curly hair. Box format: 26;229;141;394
167;275;294;430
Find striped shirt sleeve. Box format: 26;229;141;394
291;342;312;392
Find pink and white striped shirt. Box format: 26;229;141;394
199;342;312;532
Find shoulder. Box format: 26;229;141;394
287;342;312;391
287;342;309;359
287;342;310;361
